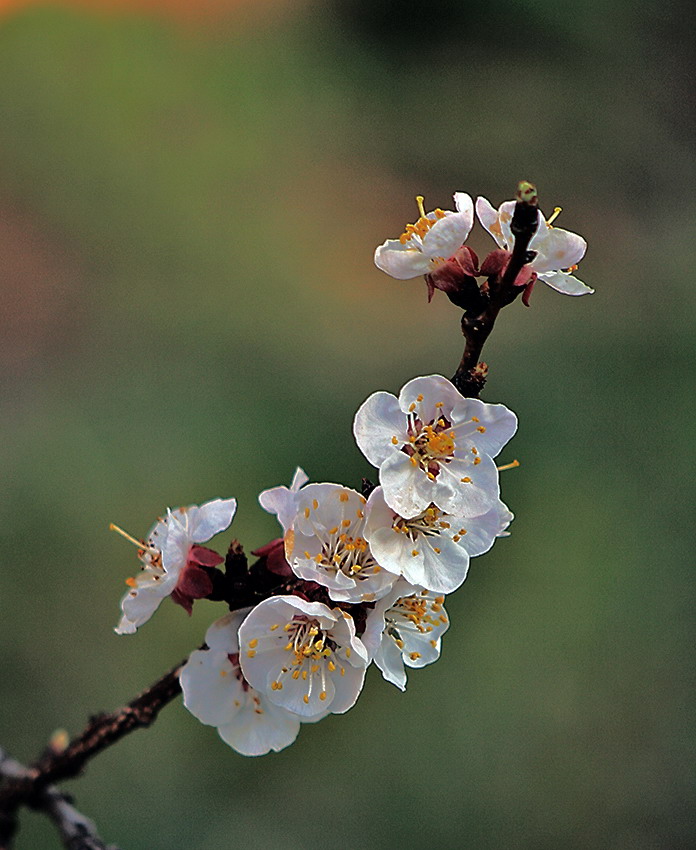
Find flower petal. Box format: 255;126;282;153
537;270;595;295
397;374;464;423
421;207;473;260
530;225;587;274
353;390;405;467
374;238;431;279
217;701;301;757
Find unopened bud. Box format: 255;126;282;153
516;181;538;205
48;728;69;754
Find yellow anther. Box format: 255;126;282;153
328;526;338;535
417;394;424;402
391;436;398;445
471;417;479;423
303;695;309;704
477;426;486;433
342;519;351;528
430;639;437;648
328;660;336;671
304;550;311;558
409;402;416;412
340;667;345;676
439;521;450;528
427;472;435;480
284;642;293;651
416;195;426;218
410;456;418;466
411;549;419;557
452;535;460;543
304;507;310;519
270;624;279;631
292;670;300;679
345;647;352;658
435;596;444;604
497;459;520;472
311;664;319;673
461;477;471;483
247;650;256;658
357;509;364;519
546;206;562;226
439;615;448;623
471;447;478;454
395;638;405;649
248;639;258;648
319;691;327;701
125;577;137;588
302;670;308;680
435;401;444;408
434;547;441;554
474;457;481;465
409;652;421;661
339;492;350;502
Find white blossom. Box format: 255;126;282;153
364;486;513;594
114;498;236;635
476;196;593;295
362;580;450;691
180;610;303;756
284;482;398;603
238;596;369;718
374;193;474;279
353;374;516;519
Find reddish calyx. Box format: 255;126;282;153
171;545;224;614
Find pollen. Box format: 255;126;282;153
303;695;309;704
391;436;399;445
417;394;424;402
248;639;258;648
411;549;419;557
247;650;256;658
270;624;280;631
342;519;351;528
471;417;480;423
474;457;481;465
328;526;338;535
409;652;421;661
434;547;441;554
409;402;416;412
312;499;318;509
477;426;486;433
304;507;310;518
461;477;472;483
339;492;350;502
319;691;327;701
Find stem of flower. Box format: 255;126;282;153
451;182;540;398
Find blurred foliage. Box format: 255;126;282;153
0;1;693;848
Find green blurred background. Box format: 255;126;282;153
0;1;693;847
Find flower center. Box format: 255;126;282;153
385;590;449;654
397;402;457;480
399;195;447;244
110;522;163;585
392;504;443;539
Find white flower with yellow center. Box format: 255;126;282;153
180;609;303;757
284;482;399;603
353;374;516;519
362;580;450;691
364;487;513;594
113;497;237;635
374;193;474;279
476;195;593;296
238;596;369;718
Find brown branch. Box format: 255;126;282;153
451;182;540;398
0;659;184;848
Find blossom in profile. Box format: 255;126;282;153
476;195;593;295
361;580;450;691
364;487;513;594
114;497;237;634
284;482;398;603
180;610;303;757
238;596;369;718
353;374;516;518
374;193;474;279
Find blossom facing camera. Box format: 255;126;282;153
353;374;516;519
374;193;474;279
363;487;513;595
238;596;369;718
476;195;593;296
114;497;237;635
180;610;303;757
362;580;451;691
284;482;398;603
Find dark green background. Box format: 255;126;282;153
0;2;693;847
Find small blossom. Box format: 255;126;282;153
363;487;513;594
180;610;303;757
258;467;309;534
284;482;398;603
114;497;237;635
362;580;450;691
476;195;593;296
353;374;516;519
238;596;369;718
374;193;474;280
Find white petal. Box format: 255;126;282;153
435;455;500;516
454;191;474;218
458;501;514;557
475;196;507;248
537;270;595;295
450;397;518;458
185;497;237;542
353;390;406;467
204;609;252;653
374;637;408;691
374;238;431;279
404;535;469;595
530;224;587;273
180;649;246;727
217;700;300;757
398;374;463;424
115;573;175;634
421;208;472;260
379;451;447;518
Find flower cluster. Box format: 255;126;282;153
110;185;589;757
111;374;515;756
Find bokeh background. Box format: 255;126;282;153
0;1;693;848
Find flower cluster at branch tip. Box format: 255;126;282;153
374;188;593;301
110;185;571;757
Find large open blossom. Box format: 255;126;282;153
374;193;474;279
353;374;516;518
284;482;398;603
180;610;303;756
364;486;513;594
114;497;236;635
476;195;593;295
238;596;369;718
362;580;450;691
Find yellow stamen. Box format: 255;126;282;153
109;523;152;551
497;459;520;472
546;206;562;226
